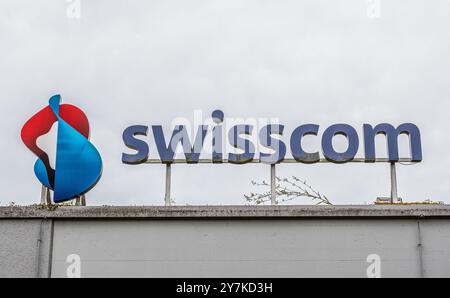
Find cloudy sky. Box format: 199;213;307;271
1;0;449;206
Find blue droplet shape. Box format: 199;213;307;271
47;95;102;202
34;159;51;189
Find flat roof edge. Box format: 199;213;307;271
1;205;450;219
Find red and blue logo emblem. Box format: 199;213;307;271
21;95;102;203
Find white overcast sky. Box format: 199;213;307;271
0;0;449;206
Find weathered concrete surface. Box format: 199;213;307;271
1;205;450;219
0;219;52;278
1;206;450;278
49;219;450;278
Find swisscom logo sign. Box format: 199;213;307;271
21;95;102;203
20;94;423;204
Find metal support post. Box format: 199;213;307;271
390;162;399;203
165;164;172;206
271;164;276;205
40;186;51;205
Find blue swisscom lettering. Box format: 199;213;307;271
122;110;422;165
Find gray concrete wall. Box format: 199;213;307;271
49;219;450;278
1;206;450;278
0;219;52;278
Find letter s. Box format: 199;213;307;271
122;125;149;165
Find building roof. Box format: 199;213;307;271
1;205;450;219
